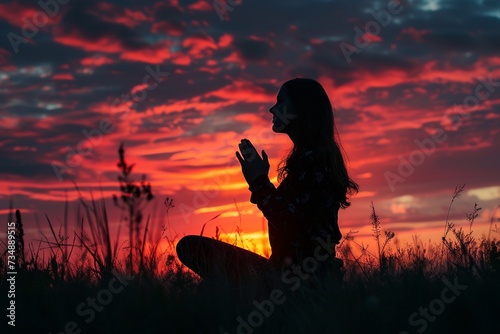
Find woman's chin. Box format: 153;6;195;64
272;123;285;133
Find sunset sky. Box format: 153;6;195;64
1;0;499;258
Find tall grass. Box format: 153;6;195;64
113;142;154;274
1;146;499;333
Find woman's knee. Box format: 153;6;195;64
176;235;199;261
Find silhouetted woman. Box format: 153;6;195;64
176;78;358;295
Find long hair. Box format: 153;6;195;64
277;78;358;209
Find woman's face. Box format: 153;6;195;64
269;85;297;133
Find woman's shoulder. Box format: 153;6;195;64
296;147;316;161
296;147;329;169
290;147;332;179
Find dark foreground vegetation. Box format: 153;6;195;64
2;147;499;334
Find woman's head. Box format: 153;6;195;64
272;78;358;208
269;78;334;143
269;85;297;135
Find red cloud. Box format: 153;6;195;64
80;56;114;67
152;21;186;37
397;27;432;42
89;2;150;28
0;3;39;28
0;1;62;31
52;73;74;80
222;51;246;69
363;33;383;43
205;80;274;103
188;0;213;11
218;33;233;48
53;30;173;64
182;34;218;58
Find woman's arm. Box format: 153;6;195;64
248;150;336;229
235;139;270;185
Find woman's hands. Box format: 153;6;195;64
236;139;269;185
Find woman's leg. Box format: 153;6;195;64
176;235;270;286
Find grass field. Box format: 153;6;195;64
2;149;499;334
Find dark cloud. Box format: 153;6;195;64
60;0;147;50
0;155;61;180
233;38;271;61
